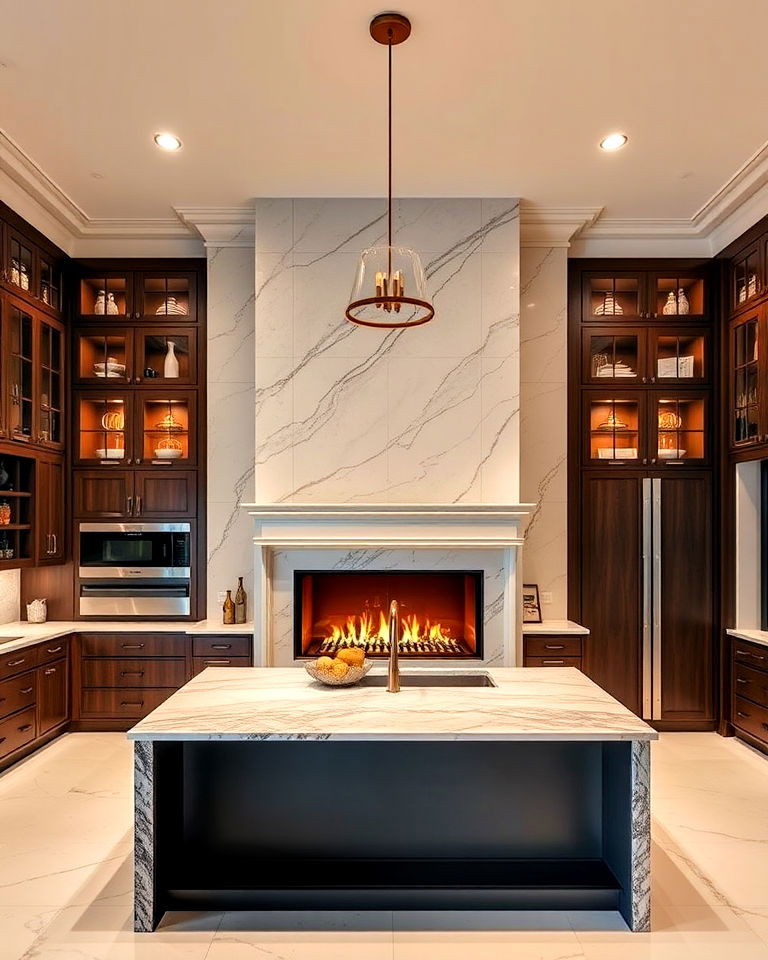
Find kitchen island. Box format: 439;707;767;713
128;667;656;932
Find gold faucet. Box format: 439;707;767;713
388;599;400;693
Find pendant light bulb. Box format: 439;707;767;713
346;13;434;329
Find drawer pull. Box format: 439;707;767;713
120;643;145;649
204;660;232;665
20;688;33;695
46;646;63;654
544;644;565;650
737;649;765;660
737;711;751;718
120;670;144;677
17;724;32;733
211;644;232;650
120;700;144;707
543;659;565;665
736;678;748;684
6;659;25;667
44;668;56;676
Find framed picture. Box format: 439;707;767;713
522;584;542;623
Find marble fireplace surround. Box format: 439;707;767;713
244;503;533;667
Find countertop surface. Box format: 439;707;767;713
127;666;657;743
727;628;768;650
522;620;589;635
0;620;253;655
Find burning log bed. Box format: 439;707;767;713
128;666;656;933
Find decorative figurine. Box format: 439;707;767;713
19;262;29;290
106;292;119;315
94;289;107;314
10;258;20;286
163;340;180;378
677;287;690;315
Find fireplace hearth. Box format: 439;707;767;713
294;570;483;659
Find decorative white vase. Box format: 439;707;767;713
94;289;106;314
662;291;677;315
106;292;119;315
26;598;47;623
163;340;179;378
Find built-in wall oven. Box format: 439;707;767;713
78;522;191;617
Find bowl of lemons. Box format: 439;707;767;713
305;647;372;686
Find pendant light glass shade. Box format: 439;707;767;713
346;245;434;328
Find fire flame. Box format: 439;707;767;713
325;609;451;647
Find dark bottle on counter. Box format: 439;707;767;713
223;590;235;625
235;576;247;624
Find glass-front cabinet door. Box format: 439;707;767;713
732;310;762;446
650;328;709;384
38;318;64;449
134;328;197;384
7;305;34;442
584;392;643;465
38;254;62;312
137;392;196;466
78;273;132;318
583;328;642;383
733;242;762;311
652;393;708;465
582;272;643;321
137;272;196;323
5;229;34;297
74;328;133;384
75;392;131;465
651;273;706;320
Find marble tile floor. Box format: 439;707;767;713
1;731;767;958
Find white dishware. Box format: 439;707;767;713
95;448;125;459
153;448;183;459
657;448;686;460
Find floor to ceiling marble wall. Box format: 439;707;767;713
254;198;520;504
520;246;569;619
206;246;256;616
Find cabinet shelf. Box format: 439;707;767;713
0;523;31;531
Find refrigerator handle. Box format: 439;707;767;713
652;478;663;721
641;478;653;719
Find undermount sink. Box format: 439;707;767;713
0;636;22;643
361;673;496;688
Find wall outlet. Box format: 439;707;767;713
217;591;227;604
541;591;553;605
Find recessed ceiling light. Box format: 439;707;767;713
154;132;182;151
599;133;628;152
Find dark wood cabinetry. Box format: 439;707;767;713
523;634;584;669
38;658;69;736
731;637;768;754
73;468;196;519
569;260;718;730
35;457;65;563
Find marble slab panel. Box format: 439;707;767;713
133;741;154;933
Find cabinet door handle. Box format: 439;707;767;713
44;667;56;675
120;643;145;649
543;659;566;665
20;687;33;695
544;644;565;650
211;644;232;650
45;533;51;554
46;646;62;654
120;670;144;677
51;533;57;554
135;495;142;516
17;724;32;733
7;659;25;667
121;700;144;707
126;496;133;515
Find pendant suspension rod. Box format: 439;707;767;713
388;32;393;277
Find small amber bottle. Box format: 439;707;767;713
223;589;235;625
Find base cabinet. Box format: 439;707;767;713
523;635;584;669
732;638;768;753
38;658;69;736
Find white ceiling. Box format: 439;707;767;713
1;0;767;223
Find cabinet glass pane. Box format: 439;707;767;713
655;277;704;317
78;333;129;380
143;277;190;317
735;250;760;307
39;324;63;444
733;318;760;444
141;334;190;380
656;334;705;379
589;399;639;460
8;307;33;440
78;397;127;461
39;258;61;310
142;398;190;461
8;236;33;293
656;398;705;460
80;277;128;316
589;278;638;317
589;334;638;379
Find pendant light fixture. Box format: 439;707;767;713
345;13;434;329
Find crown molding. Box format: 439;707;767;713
174;205;256;247
519;204;603;247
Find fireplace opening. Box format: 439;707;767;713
294;570;483;659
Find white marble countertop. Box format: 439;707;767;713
127;666;657;743
727;628;768;650
0;619;253;655
522;620;589;635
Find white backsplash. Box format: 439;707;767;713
254;198;520;504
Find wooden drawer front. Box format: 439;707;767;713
37;637;70;666
192;656;252;677
733;643;768;673
734;694;768;744
524;656;582;668
81;688;175;720
0;647;39;682
80;633;187;658
0;671;37;720
192;635;252;658
0;706;36;759
524;636;583;658
734;662;768;709
82;658;187;688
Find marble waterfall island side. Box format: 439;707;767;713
128;667;655;932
